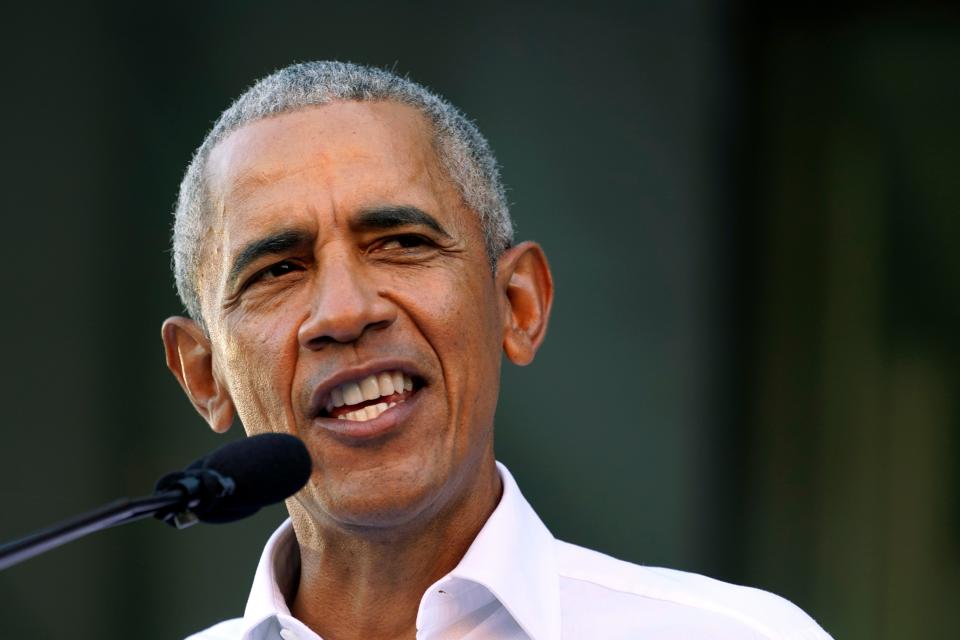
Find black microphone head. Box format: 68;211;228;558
156;433;312;524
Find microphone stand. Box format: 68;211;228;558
0;434;305;573
0;490;187;572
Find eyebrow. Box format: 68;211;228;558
225;206;450;288
226;229;312;288
353;205;451;238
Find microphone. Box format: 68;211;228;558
155;433;313;527
0;433;312;571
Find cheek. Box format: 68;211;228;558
399;263;503;421
398;265;500;356
220;309;301;434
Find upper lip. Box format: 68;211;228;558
306;358;425;419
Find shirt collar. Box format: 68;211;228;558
243;517;298;627
434;462;560;639
241;462;561;640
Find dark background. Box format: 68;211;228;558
1;2;958;638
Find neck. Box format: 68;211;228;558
287;457;502;640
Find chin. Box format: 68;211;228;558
310;463;451;533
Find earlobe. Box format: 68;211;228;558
161;317;235;433
497;241;554;366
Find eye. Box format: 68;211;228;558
247;260;303;287
264;261;298;278
376;234;432;251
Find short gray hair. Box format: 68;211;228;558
172;61;514;326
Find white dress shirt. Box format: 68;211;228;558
187;463;832;640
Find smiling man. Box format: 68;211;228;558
161;62;831;640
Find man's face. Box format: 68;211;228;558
197;102;508;530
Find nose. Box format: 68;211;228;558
297;248;397;349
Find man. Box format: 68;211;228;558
161;61;831;640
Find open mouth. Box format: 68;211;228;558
320;370;420;422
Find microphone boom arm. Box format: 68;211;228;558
0;490;184;571
0;433;310;572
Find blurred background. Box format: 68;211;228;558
1;1;957;638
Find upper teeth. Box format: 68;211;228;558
327;370;413;413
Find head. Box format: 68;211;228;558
161;62;553;534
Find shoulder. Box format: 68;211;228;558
554;539;832;640
183;618;247;640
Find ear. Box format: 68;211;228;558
496;241;554;366
161;316;235;433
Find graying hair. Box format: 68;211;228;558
172;61;513;326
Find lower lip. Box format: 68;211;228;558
311;390;420;442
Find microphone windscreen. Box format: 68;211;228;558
188;433;312;523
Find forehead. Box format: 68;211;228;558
206;101;451;214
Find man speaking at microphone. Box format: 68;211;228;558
161;61;831;640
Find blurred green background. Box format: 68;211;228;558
1;2;957;638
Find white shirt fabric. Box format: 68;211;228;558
187;463;832;640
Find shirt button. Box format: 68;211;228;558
279;628;300;640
